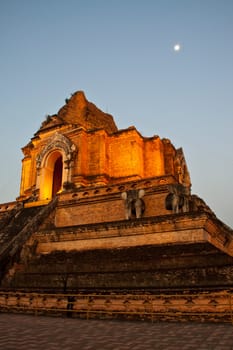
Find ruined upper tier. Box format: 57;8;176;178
36;91;118;135
19;91;191;201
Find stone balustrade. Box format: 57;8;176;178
0;290;232;323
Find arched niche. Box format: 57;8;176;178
36;133;76;200
52;154;63;196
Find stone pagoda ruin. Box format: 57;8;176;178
0;91;232;320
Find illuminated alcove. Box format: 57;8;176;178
39;151;64;200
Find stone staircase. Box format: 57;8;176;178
0;197;58;285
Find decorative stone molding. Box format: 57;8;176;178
35;133;77;197
36;133;76;170
174;148;191;187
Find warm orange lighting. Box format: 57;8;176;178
19;115;187;201
40;151;63;200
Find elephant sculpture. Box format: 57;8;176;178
165;184;190;214
121;189;145;219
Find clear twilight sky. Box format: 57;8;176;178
0;0;232;227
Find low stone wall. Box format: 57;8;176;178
35;212;233;257
0;201;18;213
0;290;232;323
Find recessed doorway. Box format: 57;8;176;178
52;155;63;196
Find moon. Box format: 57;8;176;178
173;44;181;52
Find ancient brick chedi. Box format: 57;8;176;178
0;91;233;293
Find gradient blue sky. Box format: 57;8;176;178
0;0;233;227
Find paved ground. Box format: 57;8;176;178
0;313;232;350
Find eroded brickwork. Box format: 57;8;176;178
0;91;233;314
18;92;190;201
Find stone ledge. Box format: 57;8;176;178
36;228;207;254
24;200;50;208
35;213;233;257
